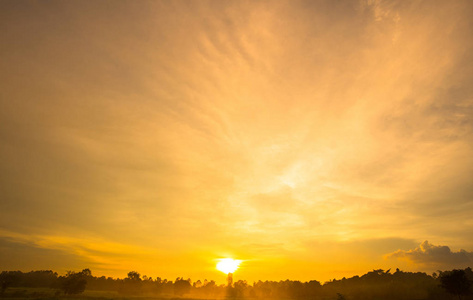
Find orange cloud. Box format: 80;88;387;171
386;241;473;269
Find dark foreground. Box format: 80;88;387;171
1;268;473;300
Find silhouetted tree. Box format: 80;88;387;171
233;280;249;298
0;271;17;294
440;269;471;300
174;277;191;296
81;268;92;277
127;271;141;281
1;272;9;294
118;271;142;295
4;267;473;299
193;279;203;288
60;269;89;295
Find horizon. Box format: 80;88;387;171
1;0;473;285
0;265;465;285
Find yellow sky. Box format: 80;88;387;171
1;0;473;283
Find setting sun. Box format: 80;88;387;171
1;1;473;295
216;258;241;274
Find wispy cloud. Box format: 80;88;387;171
1;0;472;282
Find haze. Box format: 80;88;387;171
1;0;472;283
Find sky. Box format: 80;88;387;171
1;0;473;284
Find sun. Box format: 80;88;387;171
216;258;242;274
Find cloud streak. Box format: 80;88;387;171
1;0;473;282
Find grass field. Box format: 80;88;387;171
2;288;155;300
0;288;225;300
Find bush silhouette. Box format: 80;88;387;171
440;269;471;300
60;270;89;295
174;277;191;296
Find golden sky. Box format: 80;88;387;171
1;0;473;283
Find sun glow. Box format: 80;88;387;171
216;258;241;274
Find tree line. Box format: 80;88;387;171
1;267;472;299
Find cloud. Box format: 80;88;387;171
385;241;473;269
0;230;157;272
1;0;473;282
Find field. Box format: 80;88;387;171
0;288;199;300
